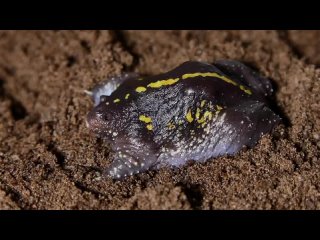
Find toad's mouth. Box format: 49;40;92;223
86;110;105;133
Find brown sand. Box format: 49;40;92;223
287;30;320;66
0;30;319;210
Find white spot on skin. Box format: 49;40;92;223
186;89;194;95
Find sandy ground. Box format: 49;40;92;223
0;30;319;210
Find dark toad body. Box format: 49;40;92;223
86;60;281;179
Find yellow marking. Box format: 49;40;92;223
197;115;206;124
178;120;184;125
125;93;130;99
186;109;194;123
216;105;223;114
138;78;144;81
197;118;206;124
167;122;176;130
201;100;206;107
195;108;201;120
133;72;251;95
182;72;237;86
239;85;252;95
139;115;153;130
139;115;152;123
147;78;179;88
182;72;252;95
204;111;213;120
136;86;147;93
197;110;213;124
113;98;120;103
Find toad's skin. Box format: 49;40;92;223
86;60;281;179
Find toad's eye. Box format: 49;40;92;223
100;95;108;103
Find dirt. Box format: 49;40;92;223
287;30;320;66
0;30;319;210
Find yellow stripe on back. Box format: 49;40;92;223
134;72;251;95
182;72;237;86
147;78;179;88
182;72;252;95
239;85;252;95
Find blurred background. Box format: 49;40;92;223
285;30;320;66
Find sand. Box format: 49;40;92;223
0;30;319;209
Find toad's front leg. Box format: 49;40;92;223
104;139;159;179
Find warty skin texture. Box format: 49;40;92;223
86;60;281;179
